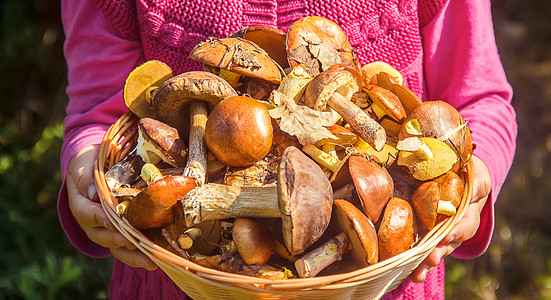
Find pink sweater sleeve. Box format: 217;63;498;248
59;0;144;257
421;0;517;258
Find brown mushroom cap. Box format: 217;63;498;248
364;85;406;123
399;101;473;170
151;71;238;135
332;199;378;267
286;16;358;76
411;181;440;231
303;66;363;112
378;197;415;261
204;96;273;167
434;171;464;208
373;72;422;116
348;155;394;223
126;175;197;229
232;218;274;265
228;26;289;70
188;37;283;84
136;118;187;167
278;146;334;255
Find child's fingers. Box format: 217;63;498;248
110;246;158;271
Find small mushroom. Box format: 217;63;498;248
399;101;473;171
286;16;358;76
304;66;386;151
294;199;378;278
412;171;464;232
232;218;274;265
126;174;198;229
124;60;173;119
105;152;145;191
136;118;188;167
378;197;415;261
205;96;273;167
360;61;403;86
372;72;422;116
363;85;406;123
181;146;333;255
228;26;289;70
151;71;238;185
189;37;283;99
349;155;394;223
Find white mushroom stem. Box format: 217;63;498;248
396;137;434;160
184;101;209;185
115;200;130;215
294;232;349;278
177;227;203;250
181;184;280;227
437;200;456;216
328;93;386;151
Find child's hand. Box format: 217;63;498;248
409;155;492;283
66;145;158;270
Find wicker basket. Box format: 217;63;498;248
94;111;474;300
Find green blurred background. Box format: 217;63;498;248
0;0;549;299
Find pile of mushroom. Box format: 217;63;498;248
105;16;474;279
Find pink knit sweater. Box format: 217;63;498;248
59;0;516;298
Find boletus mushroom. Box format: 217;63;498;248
360;61;403;86
303;65;386;151
124;60;173;119
232;218;274;265
412;171;464;232
189;37;283;100
205;96;273;167
286;16;358;76
228;25;289;70
349;155;394;223
378;197;415;261
125;165;197;229
399;101;473;171
136;118;187;167
151;71;238;185
181;146;333;255
295;199;378;278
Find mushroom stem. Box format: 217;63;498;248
141;163;164;185
115;200;130;215
294;232;349;278
437;200;456;216
328;93;386;151
302;144;341;173
184;101;209;185
177;227;203;250
396;137;434;160
181;184;280;227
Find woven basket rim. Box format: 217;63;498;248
94;111;474;296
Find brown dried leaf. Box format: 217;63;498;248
269;91;340;145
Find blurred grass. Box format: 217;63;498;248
0;0;549;299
